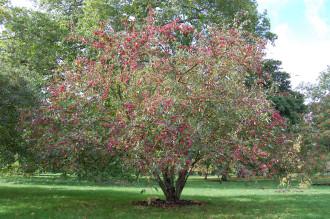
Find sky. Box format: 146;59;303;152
9;0;330;88
257;0;330;87
10;0;34;8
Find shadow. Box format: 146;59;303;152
0;186;145;219
0;179;329;219
0;175;154;188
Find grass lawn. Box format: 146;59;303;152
0;175;329;219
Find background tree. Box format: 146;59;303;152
0;61;37;169
302;66;330;102
0;6;77;76
300;67;330;161
0;2;61;169
261;59;306;125
2;0;276;78
37;0;275;40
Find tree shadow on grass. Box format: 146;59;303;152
0;175;289;190
0;185;329;219
0;175;145;187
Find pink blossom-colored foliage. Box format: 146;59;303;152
26;11;291;201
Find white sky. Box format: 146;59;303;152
10;0;330;88
10;0;34;9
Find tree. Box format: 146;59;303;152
0;0;274;179
315;96;330;151
0;5;76;76
288;67;330;178
262;59;291;92
301;67;330;153
38;0;275;40
0;61;37;168
305;95;330;173
26;14;290;202
302;66;330;102
0;2;72;170
261;59;306;125
269;92;306;125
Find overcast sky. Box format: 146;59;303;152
10;0;330;88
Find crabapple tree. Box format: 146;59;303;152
27;13;289;202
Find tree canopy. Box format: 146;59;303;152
24;13;291;201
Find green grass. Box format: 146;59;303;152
0;175;330;219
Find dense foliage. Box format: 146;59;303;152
38;0;275;40
0;61;37;168
1;0;277;175
24;12;292;201
261;59;306;125
301;67;330;161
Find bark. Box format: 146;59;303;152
221;173;228;181
204;163;210;180
220;162;230;181
153;155;202;202
153;169;188;202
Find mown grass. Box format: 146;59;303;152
0;175;329;219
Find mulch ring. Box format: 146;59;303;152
133;199;204;208
312;183;330;186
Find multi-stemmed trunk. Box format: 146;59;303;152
154;168;189;202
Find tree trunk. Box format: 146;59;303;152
204;163;210;180
154;169;188;202
221;172;228;181
153;155;202;203
220;162;230;182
